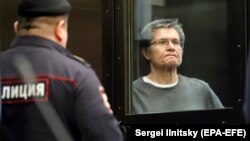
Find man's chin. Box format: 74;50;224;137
164;61;179;67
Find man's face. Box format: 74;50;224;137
143;27;183;70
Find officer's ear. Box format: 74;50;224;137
55;19;66;42
14;21;19;34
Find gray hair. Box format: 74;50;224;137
140;18;185;48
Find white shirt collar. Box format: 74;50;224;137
143;76;178;88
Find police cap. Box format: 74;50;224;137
18;0;71;18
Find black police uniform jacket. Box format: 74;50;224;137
0;35;123;141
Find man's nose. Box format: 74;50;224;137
165;42;175;50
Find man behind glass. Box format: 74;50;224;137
132;19;224;114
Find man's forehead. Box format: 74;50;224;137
151;28;180;40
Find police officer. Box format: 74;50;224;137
0;0;123;140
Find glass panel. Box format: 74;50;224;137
130;0;240;115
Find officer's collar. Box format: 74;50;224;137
10;35;72;56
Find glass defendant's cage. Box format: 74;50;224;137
103;0;248;124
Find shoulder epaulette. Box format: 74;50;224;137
72;55;91;67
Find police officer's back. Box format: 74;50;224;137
0;0;123;140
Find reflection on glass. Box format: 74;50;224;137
131;0;229;114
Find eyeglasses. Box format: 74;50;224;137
150;39;181;47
